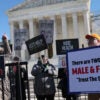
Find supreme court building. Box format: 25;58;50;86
7;0;91;61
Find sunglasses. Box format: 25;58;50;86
88;38;97;43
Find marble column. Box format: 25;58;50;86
28;18;34;39
19;20;26;61
50;16;57;57
9;21;15;56
72;13;78;38
28;18;35;60
61;14;68;39
83;11;90;34
19;20;24;29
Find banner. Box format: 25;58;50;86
67;46;100;93
14;29;29;50
39;20;54;44
59;55;66;68
0;56;5;78
25;35;47;55
56;39;79;55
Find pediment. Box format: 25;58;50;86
8;0;35;12
8;0;77;12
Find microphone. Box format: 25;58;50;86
2;34;11;54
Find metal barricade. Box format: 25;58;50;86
4;61;30;100
28;77;88;100
1;62;88;100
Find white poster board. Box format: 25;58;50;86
67;46;100;93
59;55;66;68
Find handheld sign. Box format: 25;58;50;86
59;55;67;68
0;56;5;78
14;28;29;50
39;20;54;44
25;35;47;55
67;46;100;93
56;39;79;55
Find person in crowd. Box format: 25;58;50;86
0;34;11;100
57;68;77;100
85;33;100;100
8;56;27;100
85;33;100;47
31;55;58;100
0;34;11;54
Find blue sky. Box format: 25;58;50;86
0;0;24;41
0;0;100;41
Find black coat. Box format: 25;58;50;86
57;69;77;100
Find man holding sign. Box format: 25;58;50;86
85;33;100;100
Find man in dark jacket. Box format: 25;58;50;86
31;55;58;100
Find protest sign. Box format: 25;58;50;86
14;28;29;50
67;46;100;93
39;20;54;44
59;55;66;68
25;35;47;55
56;39;79;55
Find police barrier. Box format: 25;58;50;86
5;61;30;100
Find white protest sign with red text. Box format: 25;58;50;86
67;46;100;93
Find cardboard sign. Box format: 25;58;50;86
67;46;100;93
25;35;47;55
0;56;5;78
56;39;79;55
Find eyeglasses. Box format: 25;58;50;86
88;38;96;42
87;38;98;46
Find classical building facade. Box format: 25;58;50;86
7;0;91;61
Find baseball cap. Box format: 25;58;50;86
85;33;100;40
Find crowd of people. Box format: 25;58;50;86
1;33;100;100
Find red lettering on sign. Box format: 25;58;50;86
96;66;100;73
72;67;89;75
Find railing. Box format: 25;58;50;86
28;77;88;100
1;76;88;100
25;0;77;9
